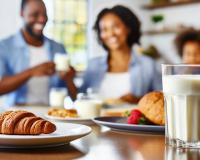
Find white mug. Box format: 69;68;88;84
49;88;67;107
74;99;102;118
54;53;69;72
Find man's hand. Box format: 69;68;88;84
29;62;55;77
58;67;76;81
57;67;77;100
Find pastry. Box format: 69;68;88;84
48;108;78;118
0;110;56;135
104;98;125;106
138;91;165;125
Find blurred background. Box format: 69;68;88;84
0;0;200;104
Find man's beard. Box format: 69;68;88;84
25;24;44;41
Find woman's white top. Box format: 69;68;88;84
98;72;131;99
27;45;49;104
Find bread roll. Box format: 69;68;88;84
138;91;165;125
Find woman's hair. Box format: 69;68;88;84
93;5;141;51
175;29;200;57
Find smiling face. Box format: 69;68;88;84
21;0;48;40
99;13;130;51
182;41;200;64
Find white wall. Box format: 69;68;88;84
0;0;21;40
0;0;21;105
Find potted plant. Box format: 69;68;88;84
151;14;165;30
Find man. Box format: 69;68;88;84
0;0;76;107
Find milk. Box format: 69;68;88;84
163;75;200;143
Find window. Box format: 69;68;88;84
44;0;88;71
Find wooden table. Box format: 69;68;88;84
1;106;197;160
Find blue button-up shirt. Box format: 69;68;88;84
80;52;162;96
0;31;67;107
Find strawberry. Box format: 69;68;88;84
131;109;142;117
127;109;147;125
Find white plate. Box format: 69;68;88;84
45;114;95;125
0;122;91;148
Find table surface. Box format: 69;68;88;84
0;106;197;160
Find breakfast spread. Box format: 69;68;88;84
47;108;78;118
0;110;56;135
127;91;165;126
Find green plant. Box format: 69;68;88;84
151;14;164;23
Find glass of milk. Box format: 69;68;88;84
54;53;69;72
49;88;67;107
162;64;200;148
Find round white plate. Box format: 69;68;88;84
45;114;95;125
0;122;91;148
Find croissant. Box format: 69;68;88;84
0;110;56;135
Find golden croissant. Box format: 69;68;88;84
0;110;56;135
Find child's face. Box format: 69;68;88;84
182;41;200;64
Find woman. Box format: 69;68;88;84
71;5;161;103
175;29;200;64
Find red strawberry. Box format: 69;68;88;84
131;109;142;117
127;109;147;125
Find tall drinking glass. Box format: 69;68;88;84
165;146;200;160
162;64;200;148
